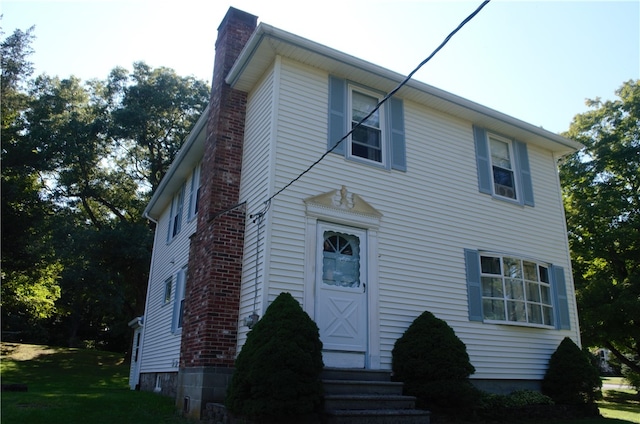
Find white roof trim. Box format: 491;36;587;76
144;106;209;221
227;23;582;155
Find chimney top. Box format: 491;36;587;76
218;7;258;32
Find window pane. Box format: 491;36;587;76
481;256;501;274
352;124;381;148
542;306;554;326
178;299;184;328
523;261;538;281
506;278;524;300
503;257;522;278
482;277;503;297
507;300;526;322
540;285;551;305
526;282;541;302
322;232;360;288
352;91;380;127
493;167;515;190
490;138;511;169
164;279;172;303
483;299;505;321
528;303;543;324
539;265;549;283
352;124;382;162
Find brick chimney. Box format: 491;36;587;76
176;7;257;419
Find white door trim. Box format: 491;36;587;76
303;186;381;369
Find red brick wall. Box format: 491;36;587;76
180;8;257;368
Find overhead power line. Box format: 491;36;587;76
254;0;491;214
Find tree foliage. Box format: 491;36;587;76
0;27;209;351
559;79;640;374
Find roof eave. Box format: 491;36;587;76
226;23;583;155
143;106;209;221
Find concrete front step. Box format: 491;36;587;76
324;408;431;424
322;368;430;424
322;368;392;382
323;379;404;395
324;394;417;411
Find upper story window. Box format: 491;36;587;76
473;126;534;206
489;134;517;200
188;164;201;220
349;88;384;164
167;185;185;241
328;76;406;171
464;249;571;330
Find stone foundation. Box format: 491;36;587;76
138;372;178;398
176;366;235;420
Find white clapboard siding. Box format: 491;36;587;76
237;67;276;348
235;58;578;381
138;170;198;374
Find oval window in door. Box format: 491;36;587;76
322;231;360;288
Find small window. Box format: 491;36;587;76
472;126;534;206
188;164;201;220
489;135;517;200
322;231;360;288
172;266;187;333
480;254;553;326
168;185;185;240
163;278;172;304
328;76;406;171
350;88;383;163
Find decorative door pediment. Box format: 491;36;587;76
304;186;382;229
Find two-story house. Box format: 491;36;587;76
129;7;583;419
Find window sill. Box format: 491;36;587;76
483;319;555;330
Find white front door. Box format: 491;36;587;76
316;223;367;368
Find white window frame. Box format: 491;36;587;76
171;266;187;334
163;277;172;305
488;133;518;201
188;164;201;221
347;85;387;167
168;185;185;241
479;252;554;328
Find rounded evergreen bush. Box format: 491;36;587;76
391;310;478;410
225;292;324;422
542;337;602;405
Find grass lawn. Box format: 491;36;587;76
1;342;639;424
1;343;190;424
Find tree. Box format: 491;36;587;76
109;62;210;190
559;79;640;374
1;26;209;350
1;27;62;341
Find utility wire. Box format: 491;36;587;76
257;0;491;211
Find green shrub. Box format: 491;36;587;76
391;311;478;411
621;356;640;391
542;337;602;405
481;390;554;410
225;292;324;422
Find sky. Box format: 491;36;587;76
2;0;638;134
